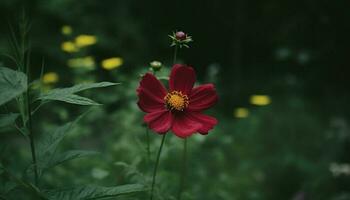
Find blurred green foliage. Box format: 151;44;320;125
1;0;350;199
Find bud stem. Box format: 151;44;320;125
173;45;178;64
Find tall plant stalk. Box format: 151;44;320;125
24;27;39;186
10;14;39;186
26;87;38;186
149;41;180;200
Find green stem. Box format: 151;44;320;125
177;138;187;200
173;45;178;64
26;90;38;187
150;134;167;200
24;50;38;186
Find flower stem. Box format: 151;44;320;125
173;45;178;64
177;138;187;200
150;134;167;200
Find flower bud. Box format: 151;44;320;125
169;30;193;48
150;60;162;72
175;31;186;40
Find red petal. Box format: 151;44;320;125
169;64;196;94
188;84;218;111
186;112;218;134
144;110;173;134
171;112;202;138
137;89;164;113
137;73;167;113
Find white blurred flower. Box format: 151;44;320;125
91;168;109;179
329;163;350;177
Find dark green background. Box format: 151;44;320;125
1;0;349;199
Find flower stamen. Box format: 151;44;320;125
164;91;189;111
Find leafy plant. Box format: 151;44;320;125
0;20;146;200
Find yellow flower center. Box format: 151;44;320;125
164;91;189;111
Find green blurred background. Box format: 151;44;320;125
1;0;350;199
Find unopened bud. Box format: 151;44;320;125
169;30;193;48
175;31;186;40
150;60;162;72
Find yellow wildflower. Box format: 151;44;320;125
43;72;59;84
61;41;79;53
250;95;271;106
234;107;249;118
75;35;97;47
101;57;123;70
67;56;96;70
61;25;72;35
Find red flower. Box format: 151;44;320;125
137;64;218;138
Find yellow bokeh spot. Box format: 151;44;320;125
61;25;72;35
68;56;96;70
101;57;123;70
75;35;97;47
43;72;59;84
61;41;79;53
234;107;249;118
250;95;271;106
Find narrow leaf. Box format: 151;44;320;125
37;122;73;156
0;67;27;106
40;94;100;106
37;82;119;105
39;150;99;171
0;163;48;199
43;184;146;200
35;113;90;175
49;82;119;94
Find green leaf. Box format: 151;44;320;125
0;113;19;128
37;82;119;106
0;67;27;106
39;150;99;171
41;94;100;106
37;122;74;157
35;113;90;175
48;82;119;94
43;184;146;200
0;163;48;199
